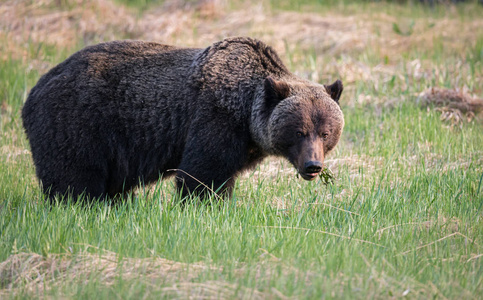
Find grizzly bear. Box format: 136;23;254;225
22;37;344;202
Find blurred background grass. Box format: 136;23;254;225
0;0;482;298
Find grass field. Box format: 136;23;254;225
1;0;482;298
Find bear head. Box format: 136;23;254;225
262;77;344;181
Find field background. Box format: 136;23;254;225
1;0;482;298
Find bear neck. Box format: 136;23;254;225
250;88;276;155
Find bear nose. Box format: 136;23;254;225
304;161;323;174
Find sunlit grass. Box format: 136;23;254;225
1;0;482;298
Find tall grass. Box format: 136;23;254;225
0;0;482;298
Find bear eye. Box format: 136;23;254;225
296;131;304;138
322;133;329;140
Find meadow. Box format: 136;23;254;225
0;0;482;298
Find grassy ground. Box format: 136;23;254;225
1;0;482;298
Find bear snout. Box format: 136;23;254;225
304;161;323;174
298;160;324;181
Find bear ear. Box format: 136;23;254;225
264;76;290;106
324;79;343;103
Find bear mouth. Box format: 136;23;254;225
300;172;320;181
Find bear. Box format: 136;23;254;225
22;37;344;202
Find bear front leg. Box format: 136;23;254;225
175;125;250;202
175;168;236;201
42;166;108;203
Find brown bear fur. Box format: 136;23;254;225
22;37;344;202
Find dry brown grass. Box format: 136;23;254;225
0;248;253;298
2;0;481;112
0;1;481;298
418;87;483;125
2;0;482;60
3;244;453;298
0;246;308;298
0;0;133;55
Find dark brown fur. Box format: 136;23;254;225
22;37;344;202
